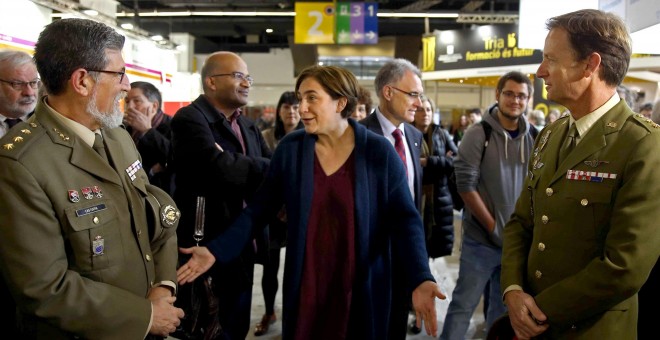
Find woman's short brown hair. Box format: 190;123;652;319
295;65;359;118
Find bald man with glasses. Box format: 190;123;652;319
170;51;271;339
0;50;38;138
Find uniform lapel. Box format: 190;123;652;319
35;102;122;186
549;102;629;186
69;140;122;185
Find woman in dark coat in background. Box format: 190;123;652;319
415;97;458;258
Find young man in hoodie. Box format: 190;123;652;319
440;71;535;340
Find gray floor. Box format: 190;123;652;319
243;211;487;340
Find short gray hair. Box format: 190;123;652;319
0;50;34;72
374;58;421;99
34;18;125;96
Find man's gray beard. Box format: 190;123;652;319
88;90;124;129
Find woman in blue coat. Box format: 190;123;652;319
177;65;444;339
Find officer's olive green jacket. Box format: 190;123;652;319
0;100;179;339
502;100;660;339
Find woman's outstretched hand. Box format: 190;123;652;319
176;246;216;284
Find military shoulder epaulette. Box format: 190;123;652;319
0;122;46;160
631;113;660;131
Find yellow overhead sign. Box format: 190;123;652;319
294;2;336;44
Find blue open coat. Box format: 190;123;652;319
207;119;434;339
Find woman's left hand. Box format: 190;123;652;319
412;280;446;337
176;246;216;284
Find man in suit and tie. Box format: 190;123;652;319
0;50;38;138
171;51;271;339
360;58;425;338
0;18;184;338
502;9;660;339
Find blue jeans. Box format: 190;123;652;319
440;235;507;340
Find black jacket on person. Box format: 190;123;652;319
421;124;458;258
171;95;271;339
126;113;174;195
172;94;271;269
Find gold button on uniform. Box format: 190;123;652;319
545;188;553;196
538;243;546;251
581;199;589;206
541;215;549;224
145;254;152;262
93;216;100;224
535;270;542;279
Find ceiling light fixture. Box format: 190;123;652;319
116;11;459;19
120;23;134;30
151;35;164;41
266;28;274;33
82;9;98;16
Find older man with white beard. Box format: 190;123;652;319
0;18;184;339
0;50;38;138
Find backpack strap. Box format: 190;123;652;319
480;121;492;161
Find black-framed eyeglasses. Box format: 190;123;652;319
0;79;40;91
501;90;529;101
389;85;423;100
209;72;254;85
87;69;126;83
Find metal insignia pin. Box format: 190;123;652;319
68;190;80;203
29;123;37;127
3;143;14;150
92;186;103;198
21;129;30;134
162;205;180;226
81;187;93;200
92;235;105;256
13;136;23;143
584;159;610;168
606;122;617;128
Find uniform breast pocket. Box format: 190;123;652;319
64;201;124;272
566;183;614;240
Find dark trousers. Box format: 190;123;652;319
638;258;659;339
261;247;282;315
213;276;253;340
1;278;18;338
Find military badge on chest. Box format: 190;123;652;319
92;235;104;256
529;129;553;179
125;159;143;181
68;185;104;202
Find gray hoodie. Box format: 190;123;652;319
454;105;535;248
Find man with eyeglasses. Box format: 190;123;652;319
0;19;184;339
0;49;39;338
360;58;426;338
171;51;271;339
0;50;38;138
441;71;536;340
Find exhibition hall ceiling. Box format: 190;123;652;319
114;0;521;53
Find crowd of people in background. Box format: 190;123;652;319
0;8;659;340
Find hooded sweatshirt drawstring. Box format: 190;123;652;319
498;121;528;163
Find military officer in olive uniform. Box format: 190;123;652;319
0;19;184;339
501;9;660;339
